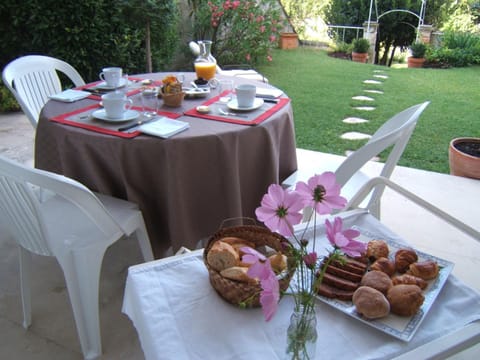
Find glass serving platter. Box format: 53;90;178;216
315;226;454;342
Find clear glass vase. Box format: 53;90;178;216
194;40;217;81
285;304;318;360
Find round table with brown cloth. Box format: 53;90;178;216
35;73;297;258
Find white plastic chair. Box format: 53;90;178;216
0;155;154;360
283;102;430;219
2;55;86;128
188;41;268;83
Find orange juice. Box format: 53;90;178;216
194;62;216;80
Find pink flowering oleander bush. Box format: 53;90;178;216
195;0;285;65
244;172;367;322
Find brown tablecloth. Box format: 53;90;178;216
35;73;297;257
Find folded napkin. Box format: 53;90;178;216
49;89;91;102
256;87;284;99
139;117;189;138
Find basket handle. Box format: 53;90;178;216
219;217;257;229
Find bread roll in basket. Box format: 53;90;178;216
203;224;296;307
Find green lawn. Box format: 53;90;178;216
257;47;480;174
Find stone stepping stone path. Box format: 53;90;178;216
339;69;390;146
352;95;374;101
353;106;376;111
343;117;369;124
341;132;372;140
364;89;384;94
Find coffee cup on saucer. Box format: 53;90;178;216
235;84;256;108
102;93;132;118
99;67;123;88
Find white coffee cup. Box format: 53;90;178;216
99;67;122;87
235;84;256;108
102;93;132;119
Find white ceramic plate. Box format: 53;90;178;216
315;226;454;342
95;78;129;90
92;109;139;122
227;98;264;111
183;87;210;98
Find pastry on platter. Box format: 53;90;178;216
370;257;396;276
394;248;418;273
387;284;424;316
360;270;393;295
392;274;428;290
366;239;389;261
407;260;439;280
220;266;256;283
353;286;390;319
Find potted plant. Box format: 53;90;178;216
449;137;480;179
408;42;427;68
351;38;370;63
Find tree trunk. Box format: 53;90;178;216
146;18;152;73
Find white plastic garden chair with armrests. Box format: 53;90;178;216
188;41;268;83
0;155;154;360
344;176;480;359
2;55;86;128
282;101;430;219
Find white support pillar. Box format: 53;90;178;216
363;21;378;64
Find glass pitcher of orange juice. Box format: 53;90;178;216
194;40;217;80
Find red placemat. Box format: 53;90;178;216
184;93;290;125
50;104;181;138
77;77;158;100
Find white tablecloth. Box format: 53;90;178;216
123;211;480;360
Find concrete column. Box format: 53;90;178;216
419;24;434;44
363;21;378;64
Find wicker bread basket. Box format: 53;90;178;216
203;224;296;307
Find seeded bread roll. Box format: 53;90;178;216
268;253;288;273
361;270;393;295
207;241;239;271
353;286;390;319
387;284;424;316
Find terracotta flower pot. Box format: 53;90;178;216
279;33;299;49
408;57;425;68
448;137;480;179
352;52;368;63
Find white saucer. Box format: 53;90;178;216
96;78;129;90
227;98;264;111
92;109;139;122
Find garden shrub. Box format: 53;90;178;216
427;31;480;67
0;0;179;82
190;0;286;66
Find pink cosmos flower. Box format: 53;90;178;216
295;172;347;215
267;55;272;62
242;247;279;321
255;184;303;237
325;217;366;257
259;25;266;33
269;35;276;42
232;1;240;9
245;53;251;61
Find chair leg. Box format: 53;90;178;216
57;244;108;360
18;246;32;329
134;216;154;262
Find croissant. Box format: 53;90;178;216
370;257;396;276
395;248;418;273
407;260;439;280
366;240;389;261
392;274;428;290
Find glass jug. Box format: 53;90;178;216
194;40;217;81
